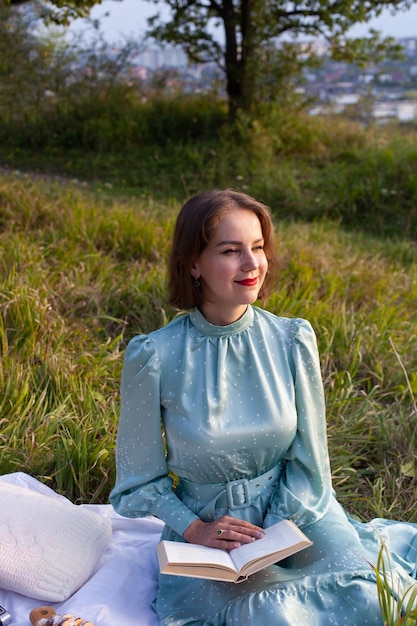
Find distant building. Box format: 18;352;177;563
398;38;417;57
133;47;188;70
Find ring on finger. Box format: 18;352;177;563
217;528;226;537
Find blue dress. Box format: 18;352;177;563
110;306;417;625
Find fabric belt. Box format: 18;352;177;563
180;463;282;511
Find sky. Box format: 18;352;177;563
71;0;417;43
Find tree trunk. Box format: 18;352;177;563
239;0;257;113
222;0;258;120
222;0;241;120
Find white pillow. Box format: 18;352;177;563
0;482;112;601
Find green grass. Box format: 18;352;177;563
0;97;416;535
0;177;172;502
371;540;417;625
1;95;417;239
0;171;416;526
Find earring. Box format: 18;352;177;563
193;278;201;287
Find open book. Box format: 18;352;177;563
157;519;312;583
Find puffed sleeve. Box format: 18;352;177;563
263;318;332;530
109;335;199;537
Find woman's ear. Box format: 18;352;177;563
190;262;199;280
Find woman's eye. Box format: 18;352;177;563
223;248;238;254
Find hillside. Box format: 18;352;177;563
0;168;416;522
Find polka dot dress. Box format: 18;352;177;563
110;306;417;626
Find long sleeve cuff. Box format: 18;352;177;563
151;489;200;537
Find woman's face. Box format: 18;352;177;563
191;208;268;325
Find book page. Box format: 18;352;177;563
230;520;307;572
161;541;236;570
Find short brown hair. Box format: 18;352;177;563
167;189;279;310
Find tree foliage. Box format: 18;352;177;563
0;1;142;138
146;0;412;117
0;2;67;118
3;0;415;117
6;0;104;23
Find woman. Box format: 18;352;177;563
110;189;417;625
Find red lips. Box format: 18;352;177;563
236;278;258;286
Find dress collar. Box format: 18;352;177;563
189;306;254;337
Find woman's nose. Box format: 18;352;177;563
241;250;259;271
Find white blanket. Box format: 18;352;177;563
0;473;163;626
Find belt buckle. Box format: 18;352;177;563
226;478;251;510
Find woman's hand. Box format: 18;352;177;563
183;515;265;551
